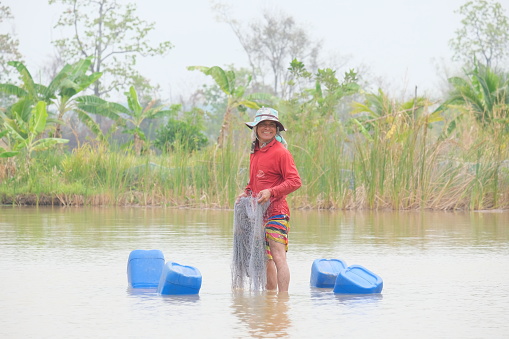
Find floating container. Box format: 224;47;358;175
333;265;383;294
310;258;348;288
127;249;165;288
157;261;202;295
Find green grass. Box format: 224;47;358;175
1;112;508;210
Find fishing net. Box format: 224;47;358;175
232;196;269;291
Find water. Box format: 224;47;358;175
1;207;508;338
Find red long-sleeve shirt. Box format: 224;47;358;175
245;139;302;217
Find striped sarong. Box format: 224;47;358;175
265;214;290;260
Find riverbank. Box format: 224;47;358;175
2;189;508;210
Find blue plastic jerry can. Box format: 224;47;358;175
333;264;383;294
310;258;348;288
127;249;165;288
157;261;202;295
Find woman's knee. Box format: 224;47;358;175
268;241;287;262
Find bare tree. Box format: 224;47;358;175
213;3;321;99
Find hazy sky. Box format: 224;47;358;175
3;0;509;101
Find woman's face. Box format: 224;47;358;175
256;121;277;144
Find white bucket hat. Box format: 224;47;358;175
245;107;286;131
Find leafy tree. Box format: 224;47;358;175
283;59;360;128
188;65;264;148
214;4;321;98
0;2;23;84
49;0;173;98
449;0;509;69
154;109;208;153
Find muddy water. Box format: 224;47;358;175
0;207;508;338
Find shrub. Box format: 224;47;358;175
154;119;208;152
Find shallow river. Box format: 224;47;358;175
0;207;508;338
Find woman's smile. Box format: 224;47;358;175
257;121;277;144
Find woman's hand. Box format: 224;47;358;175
257;189;271;204
235;192;247;204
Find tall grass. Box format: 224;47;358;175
441;111;509;210
289;120;353;209
350;112;427;209
1;107;508;210
347;107;509;210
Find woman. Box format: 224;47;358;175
237;107;301;292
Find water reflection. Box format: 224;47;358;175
126;287;158;296
231;291;290;338
2;207;508;250
333;293;383;304
310;287;383;305
292;209;509;251
159;294;201;305
126;287;201;304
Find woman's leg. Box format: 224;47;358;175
266;259;277;290
268;240;290;292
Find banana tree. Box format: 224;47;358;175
1;101;68;163
85;86;173;155
0;61;40;103
0;130;18;158
42;56;105;138
0;58;120;143
0;64;65;162
0;61;46;133
121;86;174;155
187;65;261;148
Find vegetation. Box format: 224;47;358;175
114;86;174;155
214;4;322;98
0;2;22;83
446;62;509;128
1;1;509;210
154;107;208;153
49;0;173;98
187;65;263;148
449;0;509;68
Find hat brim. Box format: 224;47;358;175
245;121;286;131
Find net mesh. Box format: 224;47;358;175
231;196;269;291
